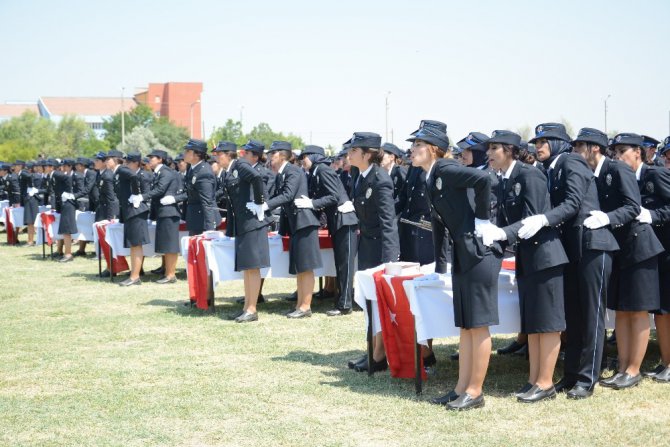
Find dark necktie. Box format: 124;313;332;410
546;167;553;192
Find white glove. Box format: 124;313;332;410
583;210;610;229
474;218;495;236
337;201;355;213
479;225;507;247
636;207;653;224
294;195;314;209
27;187;38;197
128;194;143;208
518;214;549;239
246;202;268;221
61;192;75;201
160;195;176;205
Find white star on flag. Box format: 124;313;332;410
389;310;398;325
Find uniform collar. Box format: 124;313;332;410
593;155;606;177
635;162;643;181
153;164;163;174
226;159;236;173
424;161;436;182
549;153;562;170
502;160;517;180
278;161;289;175
360;164;373;178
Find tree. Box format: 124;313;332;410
208;119;245;147
117;126;166;155
149;117;189;155
53;115;100;157
102;103;155;148
246;122;305;150
0;111;57;153
515;125;532;141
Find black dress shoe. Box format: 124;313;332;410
430;390;459;406
326;308;352;316
567;385;594;400
600;372;624;388
517;385;556;403
284;291;298;302
497;340;527;355
653;366;670;383
287;309;312;319
58;255;74;263
611;373;642;390
150;266;166;275
354;357;388;373
235;294;265;304
235;311;258;323
348;354;367;369
447;393;485;411
119;277;141;287
450;352;459;361
313;290;336;300
513;344;529;356
514;382;533;398
230;310;244;320
155;276;177;284
72;250;86;257
642;364;666;378
423;352;437;367
554;377;576;394
100;269;111;278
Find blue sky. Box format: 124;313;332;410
1;0;669;147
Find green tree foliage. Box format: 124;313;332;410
150;117;189;154
246;122;304;150
102;103;155;148
208;119;246;147
118;127;167;155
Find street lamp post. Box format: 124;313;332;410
121;87;125;147
190;100;200;138
604;94;612;134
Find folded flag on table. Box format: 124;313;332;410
94;221;129;274
373;270;427;380
40;212;56;245
4;207;16;245
186;235;210;310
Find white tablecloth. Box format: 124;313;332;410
356;262;619;346
0;200;8;223
3;205;50;228
35;211;95;243
102;220;190;258
180;234;337;286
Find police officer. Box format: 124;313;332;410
224;140;271;323
95;151;120;223
52;159;77;262
381;142;406;203
457;132;500;223
164;139;218;236
17;160;39;246
134;149;181;284
642;135;663;167
296;144;358;316
629;135;670;382
347;132;400;374
485;130;569;403
116;152;151;287
0;163;10;201
584;134;663;389
595;133;664;390
212;141;236;217
409;125;501;411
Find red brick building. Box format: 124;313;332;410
135;82;203;139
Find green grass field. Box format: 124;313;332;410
1;243;669;446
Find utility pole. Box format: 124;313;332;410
121;87;125;148
604;94;611;134
385;91;391;142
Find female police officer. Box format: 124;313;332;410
409;125;501;411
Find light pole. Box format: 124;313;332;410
121;87;125;148
385;91;391;142
190;99;200;138
604;94;611;134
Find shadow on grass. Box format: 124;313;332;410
270;339;543;401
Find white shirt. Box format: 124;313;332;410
226;159;236;173
502;160;517;180
424;161;436;183
360;164;373;178
191;160;203;170
635;162;643;181
593;156;606;177
549;153;562;170
153;164;163;174
277;161;289;175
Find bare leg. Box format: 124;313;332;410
62;235;72;256
465;326;491;397
536;332;561;389
77;241;87;254
57;240;64;255
372;333;386;362
455;329;473;395
296;271;315;311
164;253;178;279
243;269;261;313
615;312;632;373
625;312;651;376
527;333;540;385
655;314;670;366
129;246;143;281
27;224;35;244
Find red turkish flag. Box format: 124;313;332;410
373;270;426;380
186;235;210;310
40;212;56;245
5;207;16;245
94;221;129;274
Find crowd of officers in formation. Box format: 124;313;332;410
1;120;670;411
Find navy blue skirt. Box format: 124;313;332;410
234;227;270;272
123;213;150;248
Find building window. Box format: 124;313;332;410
155;96;161;104
89;122;103;130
